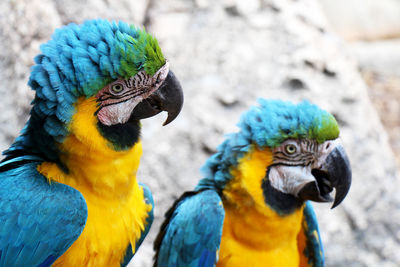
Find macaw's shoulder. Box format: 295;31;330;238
0;158;88;267
298;201;325;267
154;189;225;267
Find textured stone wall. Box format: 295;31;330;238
1;0;399;266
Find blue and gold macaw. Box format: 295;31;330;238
0;19;183;266
154;99;351;267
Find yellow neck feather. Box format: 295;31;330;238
218;147;304;267
38;97;142;198
37;97;150;266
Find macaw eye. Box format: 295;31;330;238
111;83;124;94
285;144;297;154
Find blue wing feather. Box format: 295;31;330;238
154;190;225;267
301;201;324;267
0;158;87;267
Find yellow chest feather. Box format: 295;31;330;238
45;168;150;267
217;147;304;267
37;97;152;266
217;206;304;267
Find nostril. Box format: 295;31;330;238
325;143;330;150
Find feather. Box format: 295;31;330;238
0;161;87;266
154;190;224;267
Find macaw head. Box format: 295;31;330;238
199;99;351;215
4;19;183;164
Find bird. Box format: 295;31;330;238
154;99;351;267
0;19;183;267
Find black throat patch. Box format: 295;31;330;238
261;167;304;216
97;120;141;151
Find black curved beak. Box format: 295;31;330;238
298;145;352;208
130;70;184;125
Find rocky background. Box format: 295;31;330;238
1;0;399;266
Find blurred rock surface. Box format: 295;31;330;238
319;0;400;41
0;0;399;266
318;0;400;169
349;40;400;168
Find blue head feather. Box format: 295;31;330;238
197;99;339;191
3;19;165;164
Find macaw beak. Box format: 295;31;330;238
298;145;352;208
130;70;184;125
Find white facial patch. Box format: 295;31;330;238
267;138;343;196
96;62;170;126
97;96;144;125
268;165;315;196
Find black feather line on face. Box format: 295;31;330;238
99;97;135;108
272;139;318;166
261;167;303;215
98;88;146;102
